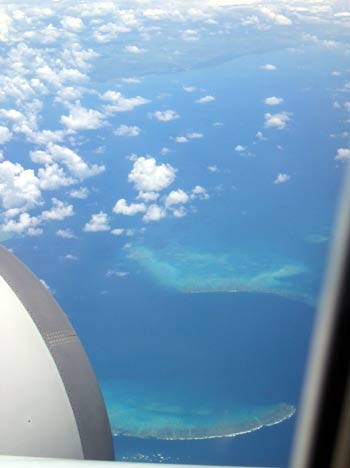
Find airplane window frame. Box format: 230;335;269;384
290;168;349;468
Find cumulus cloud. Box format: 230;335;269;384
191;185;209;200
0;126;12;144
41;198;74;221
149;110;180;122
195;95;215;104
125;45;144;54
175;136;188;143
128;156;176;192
208;165;219;173
64;254;78;261
261;64;277;71
60;102;105;131
264;112;290;129
187;132;203;139
56;228;76;239
30;143;105;179
101;91;150;113
106;269;129;278
335;148;350;160
69;186;89;199
143;204;166;222
264;96;284;106
60;16;84;31
2;212;40;234
38;164;76;190
114;124;141;137
2;198;73;235
260;7;292;25
113;198;146;216
83;211;110;232
0;160;41;211
137;191;159;202
164;189;189;208
274;173;291;184
235;145;245;152
174;132;203;143
256;131;267;141
183;86;196;93
172;206;187;218
111;228;124;236
182;29;200;41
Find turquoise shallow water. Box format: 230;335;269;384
128;245;315;305
104;379;295;440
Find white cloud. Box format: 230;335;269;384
172;206;187;218
183;86;196;93
64;254;78;261
125;45;144;54
111;228;124;236
235;145;246;152
114;124;141;137
93;22;131;43
335;148;350;160
191;185;209;200
83;211;110;232
0;160;41;211
160;147;170;155
56;228;76;239
0;126;12;144
261;64;277;71
27;227;43;236
2;212;40;234
137;191;159;202
28;129;65;145
143;204;166;222
149;110;180;122
102;91;150;113
60;16;84;31
208;165;219;173
256;131;267;140
30;143;105;179
264;112;290;129
195;95;215;104
60;102;105;131
182;29;200;41
264;96;284;106
41;198;74;221
106;269;129;278
128;156;176;192
164;189;189;208
187;132;203;139
69;186;89;199
113;198;146;216
2;198;73;236
121;77;141;84
38;164;76;190
260;7;292;25
175;136;188;143
274;173;291;184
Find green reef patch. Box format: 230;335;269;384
128;246;315;305
103;380;295;440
